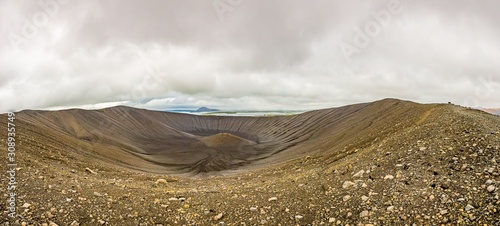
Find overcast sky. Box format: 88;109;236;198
1;0;499;112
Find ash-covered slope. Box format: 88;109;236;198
2;99;500;225
14;99;433;175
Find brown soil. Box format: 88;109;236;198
0;99;499;225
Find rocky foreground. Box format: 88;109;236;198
1;100;499;225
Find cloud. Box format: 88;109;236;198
0;0;499;112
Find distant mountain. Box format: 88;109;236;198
481;108;500;116
195;107;218;112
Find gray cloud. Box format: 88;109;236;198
0;0;499;112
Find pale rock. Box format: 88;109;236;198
268;197;278;202
342;181;356;189
214;213;224;221
155;179;167;184
85;168;97;175
384;175;394;180
353;170;365;178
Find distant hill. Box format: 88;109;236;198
195;107;218;112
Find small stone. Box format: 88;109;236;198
250;207;258;212
49;222;58;226
361;196;369;202
353;170;365;178
85;168;97;175
98;220;105;225
429;195;435;201
165;178;178;182
440;209;448;215
487;185;496;193
486;179;493;185
155;179;167;184
168;198;179;201
387;206;395;212
22;203;31;208
458;198;465;202
465;204;475;211
329;218;336;223
70;221;80;226
214;213;224;221
93;192;102;197
384;175;394;180
343;195;351;202
365;224;375;226
440;182;450;190
342;181;356;189
295;215;304;220
420;147;427;151
21;223;27;226
268;197;278;202
360;210;370;218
